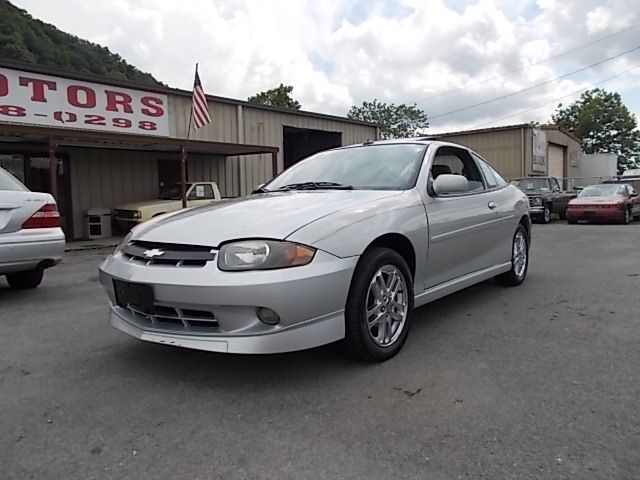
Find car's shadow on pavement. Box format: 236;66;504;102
106;278;507;390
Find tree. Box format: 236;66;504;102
347;99;429;139
0;0;159;85
248;84;301;110
551;88;640;172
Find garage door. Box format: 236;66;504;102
548;144;564;179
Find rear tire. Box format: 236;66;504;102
343;247;414;362
496;225;529;286
6;269;44;289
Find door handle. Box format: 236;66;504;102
488;201;497;209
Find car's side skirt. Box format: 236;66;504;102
414;262;512;308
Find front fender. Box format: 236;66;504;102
286;190;428;286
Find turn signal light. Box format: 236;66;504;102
22;204;61;229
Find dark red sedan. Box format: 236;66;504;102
567;184;640;224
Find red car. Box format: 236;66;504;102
567;183;640;224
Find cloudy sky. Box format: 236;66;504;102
12;0;640;132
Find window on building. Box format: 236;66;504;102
0;154;25;183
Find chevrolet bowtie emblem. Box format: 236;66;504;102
143;248;165;258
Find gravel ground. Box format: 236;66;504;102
1;223;639;480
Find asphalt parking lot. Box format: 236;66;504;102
1;223;639;480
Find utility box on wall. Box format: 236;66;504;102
84;208;112;240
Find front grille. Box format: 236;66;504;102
123;303;220;333
571;204;619;209
122;241;216;267
115;209;137;220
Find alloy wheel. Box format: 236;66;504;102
513;230;528;279
365;265;408;347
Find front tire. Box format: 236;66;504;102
541;205;551;224
622;208;631;225
344;248;414;362
6;269;44;289
496;225;529;286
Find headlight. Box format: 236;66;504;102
218;240;316;271
114;231;133;255
531;197;542;205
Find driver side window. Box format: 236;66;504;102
431;147;486;193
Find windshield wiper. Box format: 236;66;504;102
274;181;354;191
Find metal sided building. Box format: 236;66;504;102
0;60;378;240
434;124;583;182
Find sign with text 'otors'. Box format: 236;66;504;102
0;67;169;136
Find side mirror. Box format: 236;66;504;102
631;192;638;198
433;174;469;195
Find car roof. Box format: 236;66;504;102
340;138;469;150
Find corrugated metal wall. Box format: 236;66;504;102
439;128;524;180
66;148;234;236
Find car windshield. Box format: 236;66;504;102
510;178;550;191
578;185;626;197
159;183;192;200
265;144;427;191
0;167;28;191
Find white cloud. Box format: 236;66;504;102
10;0;640;132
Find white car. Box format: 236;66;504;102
100;139;531;361
0;167;66;289
99;140;530;361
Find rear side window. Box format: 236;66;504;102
0;167;28;191
473;154;507;189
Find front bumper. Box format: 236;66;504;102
567;208;623;223
0;227;65;274
528;205;545;215
99;250;358;354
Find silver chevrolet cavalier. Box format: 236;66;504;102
99;139;530;362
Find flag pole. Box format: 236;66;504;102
181;63;198;208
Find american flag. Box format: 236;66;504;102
191;66;211;129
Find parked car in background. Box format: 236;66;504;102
99;140;531;362
509;176;576;223
0;167;65;289
113;181;222;229
566;183;640;224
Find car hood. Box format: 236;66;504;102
131;190;403;247
115;199;178;210
570;196;624;205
